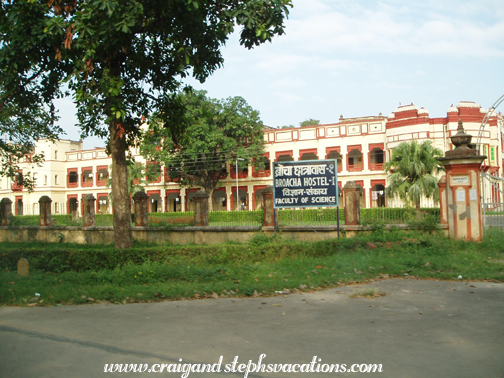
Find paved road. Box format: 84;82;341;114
1;279;503;378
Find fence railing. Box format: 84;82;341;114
9;207;441;228
208;210;263;226
360;207;441;224
277;208;344;226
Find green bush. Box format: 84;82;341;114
278;208;344;225
360;207;440;224
209;210;263;226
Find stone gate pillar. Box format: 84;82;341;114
0;198;13;226
193;191;209;226
82;194;96;227
343;181;362;226
39;196;53;226
133;191;148;226
439;120;486;241
262;186;275;227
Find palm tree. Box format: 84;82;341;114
385;140;444;209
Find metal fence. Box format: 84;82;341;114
10;207;441;228
208;210;263;226
13;202;66;216
277;208;343;226
360;207;441;225
148;211;264;227
481;171;504;233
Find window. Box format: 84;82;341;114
55;175;58;185
69;171;78;183
55;150;58;160
82;168;93;187
44;175;48;185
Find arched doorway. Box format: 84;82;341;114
148;192;161;213
212;190;227;211
372;184;386;207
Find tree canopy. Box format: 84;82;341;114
140;90;265;210
385;140;444;208
0;0;292;248
299;118;320;127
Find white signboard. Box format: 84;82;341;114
456;190;466;202
451;175;469;185
470;189;477;201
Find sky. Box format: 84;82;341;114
56;0;504;149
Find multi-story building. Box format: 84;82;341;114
2;101;502;216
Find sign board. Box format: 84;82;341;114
273;160;338;208
451;175;470;186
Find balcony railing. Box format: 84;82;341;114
347;163;364;172
369;163;384;171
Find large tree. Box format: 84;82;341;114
0;0;292;248
141;90;264;210
299;118;320;127
385;140;444;209
0;70;63;191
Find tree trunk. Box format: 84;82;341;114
415;200;421;218
109;120;134;249
206;187;214;211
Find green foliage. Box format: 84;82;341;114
0;2;63;191
209;210;263;226
148;214;195;228
106;160;159;196
1;233;503;306
11;215;81;227
299;118;320;127
248;232;282;246
360;207;440;224
406;213;440;233
385;140;444;208
1;0;292;248
278;208;344;225
141;90;266;210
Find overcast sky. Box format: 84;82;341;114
56;0;504;149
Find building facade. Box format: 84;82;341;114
2;101;503;216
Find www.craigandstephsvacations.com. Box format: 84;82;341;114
103;355;383;376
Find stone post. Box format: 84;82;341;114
439;120;486;241
437;175;447;224
262;186;275;227
193;191;209;227
343;181;362;225
38;195;53;226
82;194;96;227
0;197;13;226
133;191;148;226
17;258;29;276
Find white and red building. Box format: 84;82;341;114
2;101;503;215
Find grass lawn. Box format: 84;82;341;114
1;228;503;307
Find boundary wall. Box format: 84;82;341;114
0;224;448;245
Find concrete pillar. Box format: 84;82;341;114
343;181;362;225
248;185;254;211
81;194;96;227
133;191;148;226
262;186;275;226
193;191;209;226
439;120;486;241
226;187;232;212
0;198;13;226
438;175;447;224
180;188;186;213
38;195;53;226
